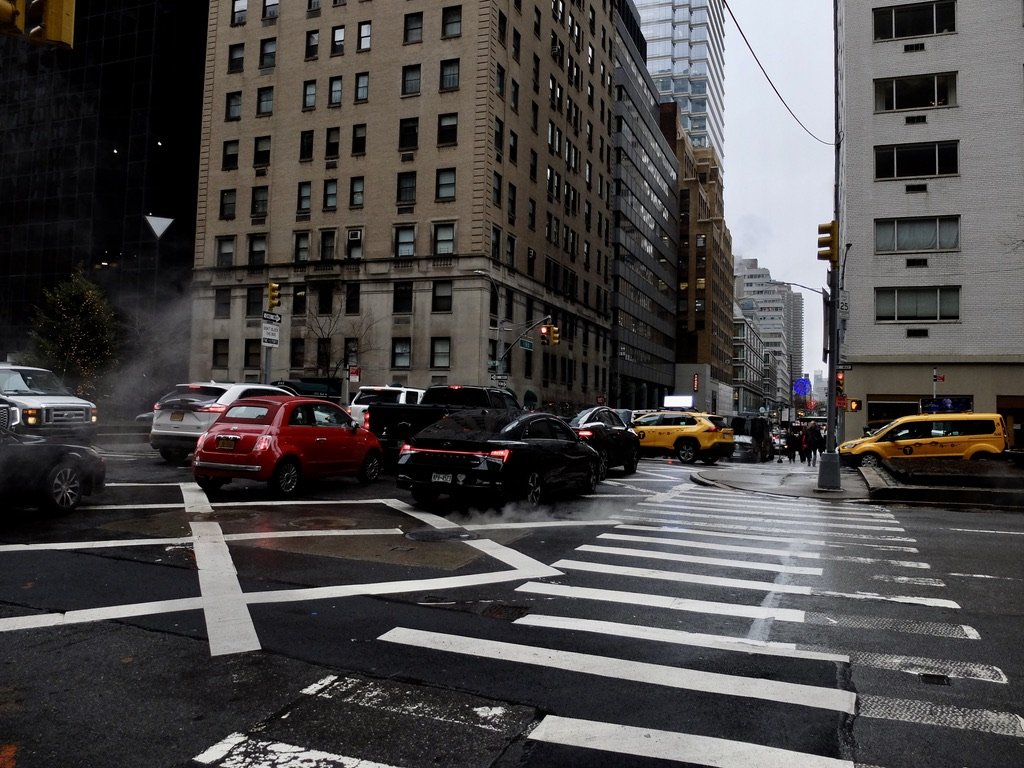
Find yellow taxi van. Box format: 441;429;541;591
838;412;1008;468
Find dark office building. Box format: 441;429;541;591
0;1;207;384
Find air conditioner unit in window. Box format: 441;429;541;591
348;230;363;241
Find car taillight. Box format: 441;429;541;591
706;425;718;432
253;435;273;452
153;402;163;411
576;429;594;439
488;448;511;463
196;403;227;413
399;443;413;455
363;411;371;429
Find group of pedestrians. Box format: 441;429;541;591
784;423;826;466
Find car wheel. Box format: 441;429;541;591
700;456;718;465
970;452;995;462
596;449;609;481
582;462;599;495
41;459;83;514
858;452;881;468
270;458;302;497
358;452;383;484
524;471;544;506
160;448;190;465
196;476;226;492
623;445;640;475
411;487;439;505
675;440;699;464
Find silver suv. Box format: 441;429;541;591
149;382;292;463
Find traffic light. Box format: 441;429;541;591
849;399;863;412
20;0;75;46
549;325;560;345
835;370;845;395
539;324;550;345
817;219;838;266
0;1;25;35
266;281;281;309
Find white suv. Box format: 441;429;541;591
149;382;293;463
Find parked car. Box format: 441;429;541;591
150;382;294;464
839;412;1008;467
632;410;735;464
348;385;426;425
395;409;599;508
192;396;383;496
0;397;106;513
567;405;641;479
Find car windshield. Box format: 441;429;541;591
163;385;227;404
0;369;72;396
222;404;274;422
568;409;597;427
353;389;400;405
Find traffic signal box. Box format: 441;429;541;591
549;325;560;345
539;325;550;345
266;281;281;309
817;220;838;267
0;0;75;47
848;399;863;412
835;371;845;395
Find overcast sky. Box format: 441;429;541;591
722;0;836;377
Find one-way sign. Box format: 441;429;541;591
263;311;281;323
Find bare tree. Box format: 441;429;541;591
303;291;385;399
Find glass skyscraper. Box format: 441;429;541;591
632;0;726;163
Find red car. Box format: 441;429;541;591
192;396;383;496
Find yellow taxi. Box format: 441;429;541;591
631;411;735;464
838;412;1008;468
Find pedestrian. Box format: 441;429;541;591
799;426;811;464
810;424;825;467
785;427;799;463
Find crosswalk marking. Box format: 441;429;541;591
577;543;824;575
614;523;920;553
858;695;1024;737
616;514;917;543
528;715;855;768
634;504;906;532
378;627;857;713
651;495;897;520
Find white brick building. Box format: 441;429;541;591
839;1;1024;443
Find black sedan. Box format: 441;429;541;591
568;406;641;479
396;410;599;507
0;400;106;513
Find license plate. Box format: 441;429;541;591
170;412;184;422
431;472;453;484
216;437;236;450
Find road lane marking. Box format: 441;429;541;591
528;716;854;768
803;612;979;640
616;515;917;543
614;524;920;552
554;558;960;609
190;522;261;656
858;695;1024;738
576;544;824;575
635;504;906;531
872;575;945;587
378;627;856;713
194;733;402;767
665;493;897;518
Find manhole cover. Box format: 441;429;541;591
405;527;479;542
481;604;530;621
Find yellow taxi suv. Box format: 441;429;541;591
838;412;1008;468
631;411;735;464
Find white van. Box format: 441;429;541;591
0;363;98;441
349;385;426;425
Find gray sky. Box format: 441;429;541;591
723;0;836;378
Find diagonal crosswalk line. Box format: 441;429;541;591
378;627;856;713
528;715;854;768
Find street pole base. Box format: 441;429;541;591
816;451;842;491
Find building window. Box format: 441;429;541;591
875;141;957;179
507;184;516;223
437;113;458;145
303;80;317;109
323;179;338;210
212;339;229;368
316;338;330;370
509;131;518;163
216;237;235;267
442;5;462;37
496;63;506;97
875;216;960;253
225;91;242;121
331;25;345;55
326;126;340;157
328;76;342;107
505;234;516;266
873;2;955;41
357;20;371;51
320;229;336;260
318;285;334;315
251;185;269;216
404;12;423;43
354;72;369;102
876;286;959;321
346;228;363;258
492;172;502;206
875;73;956;111
395;225;415;257
294;231;311;262
289;337;305;369
259;37;276;68
345;283;360;314
246;287;263;317
256;86;273;115
228;43;244;72
349;176;364;207
352;124;366;154
305;30;319;59
431;281;453;312
435;168;456;200
391;338;411;368
248;234;267;265
296;181;312;213
402;64;421;96
219;189;236;219
439;59;460;91
299;130;314;161
230;0;246;25
262;0;278;21
253;135;271;166
510;79;519;111
293;287;307;320
398;117;419;150
433;222;455;254
393;282;413;313
214;288;231;318
430;338;451;368
396;172;417;204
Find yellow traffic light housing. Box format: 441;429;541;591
539;324;550;345
22;0;75;46
0;1;26;34
549;325;560;345
267;281;281;309
817;220;838;266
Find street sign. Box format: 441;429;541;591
838;290;850;320
349;366;360;383
519;338;534;351
263;311;281;323
836;363;852;371
489;374;508;383
261;321;280;347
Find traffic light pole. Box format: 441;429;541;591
817;261;842;491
